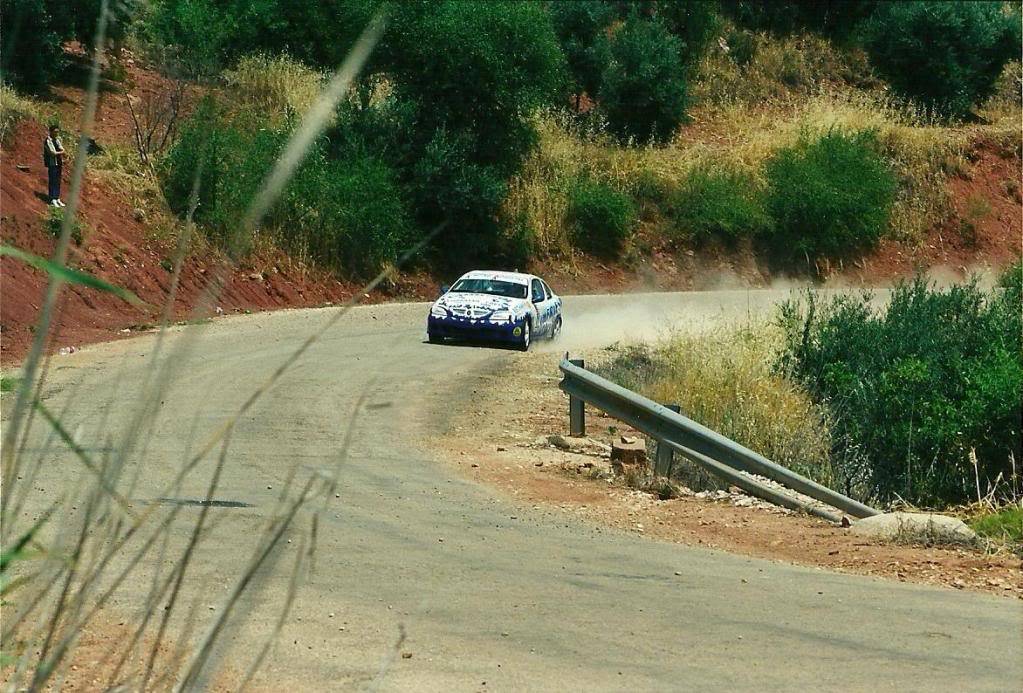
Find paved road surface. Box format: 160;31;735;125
7;291;1021;691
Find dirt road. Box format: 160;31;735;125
6;291;1021;691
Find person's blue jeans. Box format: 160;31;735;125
47;165;61;202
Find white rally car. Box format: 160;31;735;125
427;270;562;351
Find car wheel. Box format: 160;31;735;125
428;332;442;344
549;317;562;341
518;320;531;351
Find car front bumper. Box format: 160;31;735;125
428;314;524;343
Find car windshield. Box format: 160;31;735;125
449;278;528;299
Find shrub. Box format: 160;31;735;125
279;150;413;278
669;166;770;241
861;1;1022;119
46;208;84;246
599;16;688;143
566;176;636;258
764;129;896;259
161;95;414;278
778;278;1023;507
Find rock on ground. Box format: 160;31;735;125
850;512;977;545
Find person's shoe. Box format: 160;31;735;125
51;200;61;207
57;200;66;207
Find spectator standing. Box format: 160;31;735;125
43;125;65;207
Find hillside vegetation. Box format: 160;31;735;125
3;0;1018;282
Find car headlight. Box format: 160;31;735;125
490;310;513;323
430;304;449;318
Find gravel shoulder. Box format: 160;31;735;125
429;350;1023;599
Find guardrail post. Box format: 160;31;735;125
568;358;585;436
654;404;681;476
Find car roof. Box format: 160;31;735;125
458;270;535;285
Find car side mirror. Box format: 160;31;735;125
440;284;450;296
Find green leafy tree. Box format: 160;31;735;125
142;0;381;75
1;0;73;89
861;1;1022;118
655;0;721;65
721;0;878;40
599;16;688;142
384;0;567;176
549;0;616;109
381;0;567;266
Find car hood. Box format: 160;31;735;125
434;292;528;319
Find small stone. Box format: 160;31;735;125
401;652;413;659
674;571;681;576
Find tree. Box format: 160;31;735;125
549;0;616;109
1;0;73;90
720;1;878;41
598;16;687;143
381;0;567;267
861;1;1021;119
655;0;721;65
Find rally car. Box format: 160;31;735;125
427;270;562;351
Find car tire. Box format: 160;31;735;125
517;320;531;352
549;317;562;341
428;332;442;344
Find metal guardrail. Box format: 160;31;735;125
558;356;879;521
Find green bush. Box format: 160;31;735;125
599;16;688;143
669;166;771;241
778;277;1023;507
765;129;896;259
279;151;412;277
46;208;84;246
567;176;637;258
861;1;1022;119
161;99;412;277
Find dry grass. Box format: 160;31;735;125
0;85;43;143
693;29;879;107
597;324;835;490
223;53;326;122
507;40;1021;258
